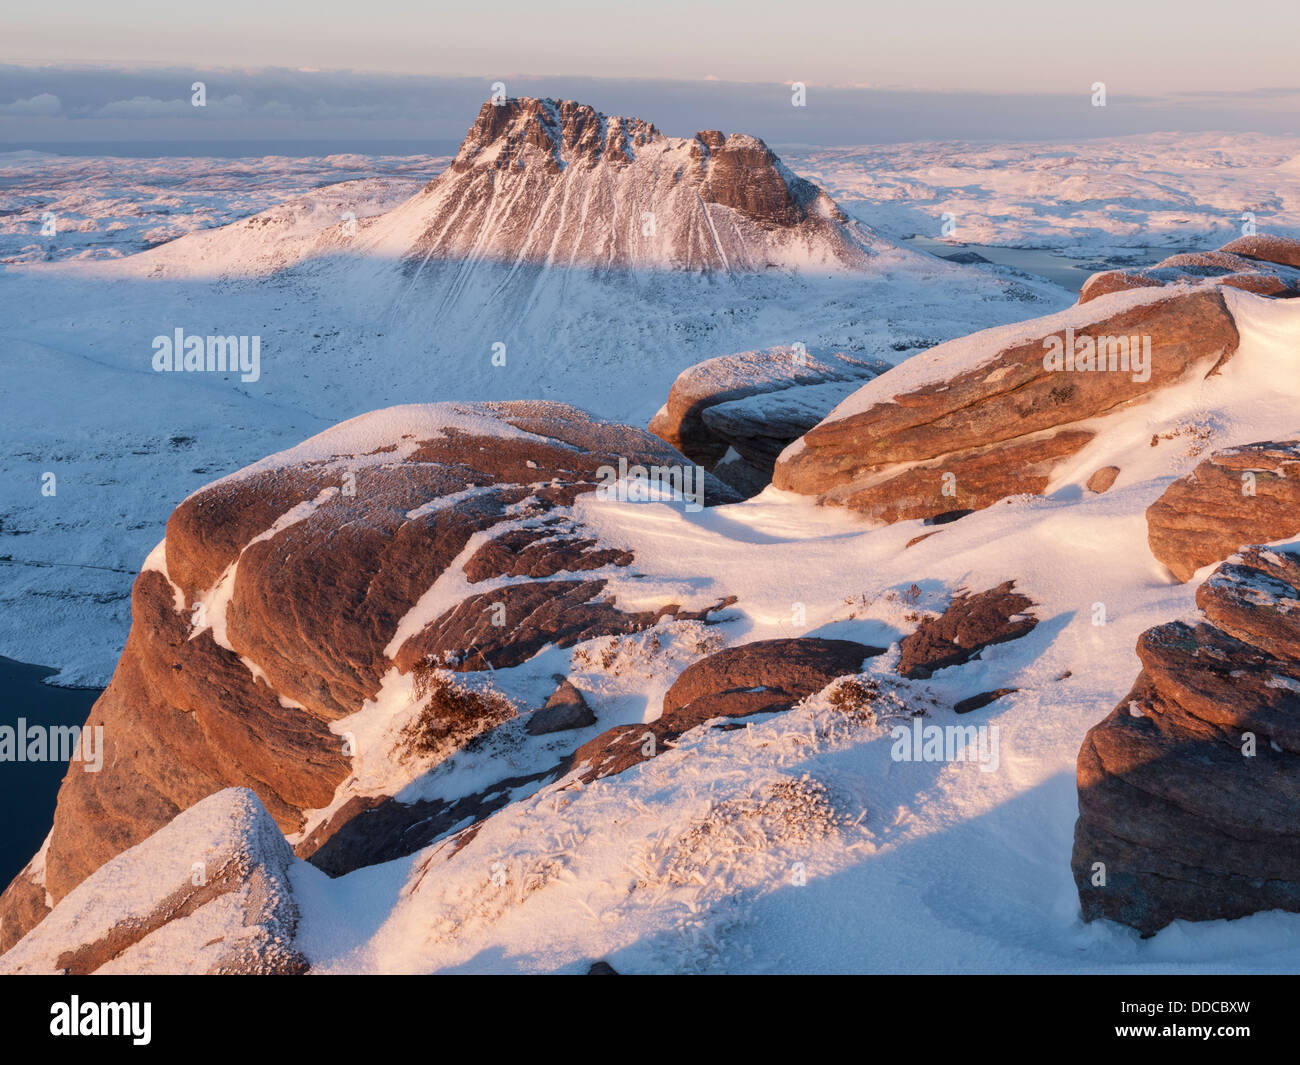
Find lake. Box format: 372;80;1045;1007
0;657;101;890
903;236;1180;293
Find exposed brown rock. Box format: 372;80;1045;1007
1086;465;1121;493
1146;440;1300;581
1079;239;1300;305
898;582;1037;680
1219;234;1300;270
1077;270;1164;303
570;638;882;783
1073;546;1300;935
773;289;1239;523
0;401;739;949
526;678;597;735
953;688;1017;714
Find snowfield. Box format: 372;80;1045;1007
783;132;1300;254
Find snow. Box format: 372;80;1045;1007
783;132;1300;254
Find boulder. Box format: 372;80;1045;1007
0;401;738;950
525;678;597;735
1219;234;1300;270
1146;441;1300;581
773;289;1239;523
1086;465;1120;493
649;347;888;494
569;638;883;782
1073;546;1300;935
1079;238;1300;304
897;582;1037;679
0;789;306;975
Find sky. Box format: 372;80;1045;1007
2;1;1298;146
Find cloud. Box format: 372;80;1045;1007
96;93;247;118
97;95;193;118
0;92;61;116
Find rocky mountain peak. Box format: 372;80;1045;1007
404;95;875;272
451;97;661;174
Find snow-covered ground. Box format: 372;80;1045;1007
782;132;1300;253
0;150;439;262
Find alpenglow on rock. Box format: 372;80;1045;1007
0;401;738;952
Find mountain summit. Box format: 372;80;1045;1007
377;96;883;273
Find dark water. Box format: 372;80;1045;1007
0;657;101;889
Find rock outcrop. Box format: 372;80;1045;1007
1079;237;1300;304
649;347;889;495
1146;441;1300;582
0;789;306;975
0;401;738;951
569;638;882;782
897;582;1037;679
1073;545;1300;935
773;288;1239;523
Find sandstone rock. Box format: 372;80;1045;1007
1086;465;1120;493
773;288;1239;523
1219;234;1300;270
1073;546;1300;935
0;401;738;948
0;789;307;975
525;678;597;735
648;347;888;494
898;582;1037;679
953;688;1017;714
1146;441;1300;581
1079;240;1300;304
569;638;882;783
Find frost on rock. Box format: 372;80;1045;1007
0;789;307;975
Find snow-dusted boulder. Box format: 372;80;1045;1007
1146;441;1300;582
1079;237;1300;304
773;287;1239;523
0;789;305;975
0;401;738;951
1074;546;1300;935
649;347;888;495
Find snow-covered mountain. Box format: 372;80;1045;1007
133;97;889;280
